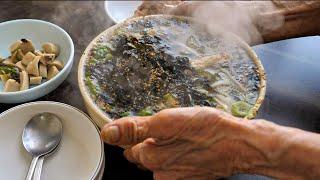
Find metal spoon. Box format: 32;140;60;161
33;157;44;180
33;143;60;180
22;112;63;180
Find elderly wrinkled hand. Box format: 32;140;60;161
101;108;241;179
102;107;249;179
101;107;320;179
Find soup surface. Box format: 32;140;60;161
84;16;261;119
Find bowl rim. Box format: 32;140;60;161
0;101;104;179
78;15;266;124
0;19;74;95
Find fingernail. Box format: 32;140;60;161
104;125;120;143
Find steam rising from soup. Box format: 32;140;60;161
84;16;261;119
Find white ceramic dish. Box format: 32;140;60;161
0;19;74;103
104;1;142;23
0;101;104;180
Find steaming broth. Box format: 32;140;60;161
84;16;260;119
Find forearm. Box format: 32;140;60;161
234;119;320;179
261;1;320;43
134;1;320;44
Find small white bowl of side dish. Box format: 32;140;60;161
0;19;74;103
104;1;142;23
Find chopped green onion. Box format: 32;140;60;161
0;64;19;75
85;76;98;96
93;44;111;60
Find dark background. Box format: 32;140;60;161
1;1;319;180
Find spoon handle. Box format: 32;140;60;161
33;156;44;180
26;156;39;180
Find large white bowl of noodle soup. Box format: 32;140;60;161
78;15;266;128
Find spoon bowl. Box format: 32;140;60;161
22;112;62;180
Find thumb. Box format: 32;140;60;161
101;116;155;145
101;107;206;146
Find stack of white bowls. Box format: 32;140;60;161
0;102;105;180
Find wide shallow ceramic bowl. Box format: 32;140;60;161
0;19;74;103
78;15;266;128
0;101;104;180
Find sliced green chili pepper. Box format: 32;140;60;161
195;69;219;82
105;53;113;61
231;101;251;117
120;111;131;117
207;97;217;107
137;107;154;116
163;93;178;107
